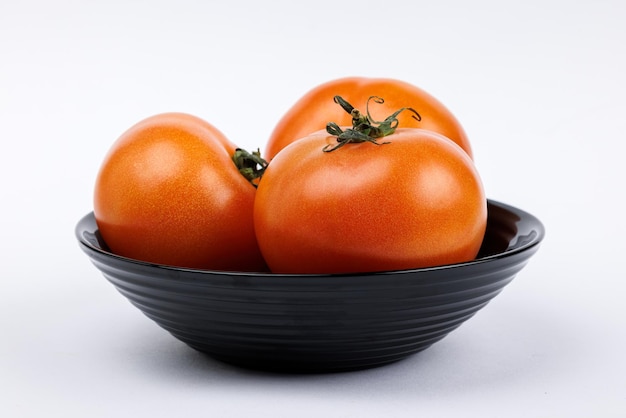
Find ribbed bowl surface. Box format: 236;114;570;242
76;200;544;372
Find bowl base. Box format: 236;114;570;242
186;342;435;374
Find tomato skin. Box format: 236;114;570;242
265;77;472;161
254;128;486;274
94;112;267;272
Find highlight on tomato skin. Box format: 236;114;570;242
93;112;268;272
253;127;487;275
265;76;473;161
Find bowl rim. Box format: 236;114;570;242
76;199;544;278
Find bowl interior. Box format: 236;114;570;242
76;199;544;276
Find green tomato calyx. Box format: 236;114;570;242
323;95;421;152
232;148;268;187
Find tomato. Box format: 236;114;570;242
265;76;472;161
94;112;268;272
254;126;486;274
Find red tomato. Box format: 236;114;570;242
265;77;472;160
94;112;267;272
254;128;486;274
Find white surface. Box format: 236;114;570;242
2;0;625;416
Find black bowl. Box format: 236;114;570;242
76;200;544;373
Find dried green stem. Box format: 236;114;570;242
232;148;268;187
323;96;421;152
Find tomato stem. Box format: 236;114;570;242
323;96;421;152
232;148;268;187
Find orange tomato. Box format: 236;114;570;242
254;128;486;274
94;112;267;272
265;77;472;161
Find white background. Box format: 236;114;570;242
2;0;625;416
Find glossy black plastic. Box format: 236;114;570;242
76;200;544;372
